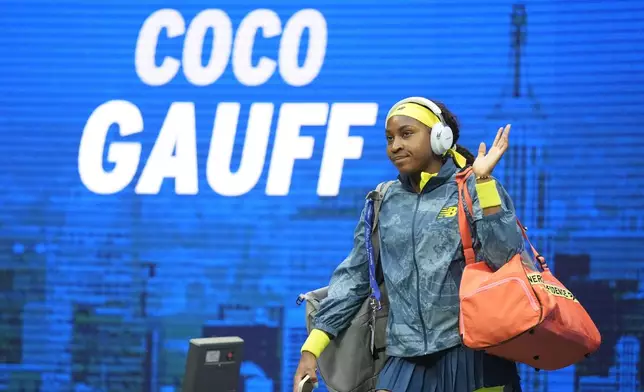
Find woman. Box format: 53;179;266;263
293;97;524;392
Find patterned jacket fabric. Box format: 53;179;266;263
312;159;524;357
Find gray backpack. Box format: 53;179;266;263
297;181;396;392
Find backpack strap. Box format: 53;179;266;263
364;180;396;310
372;181;396;238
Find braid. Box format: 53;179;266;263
455;144;476;165
431;99;476;166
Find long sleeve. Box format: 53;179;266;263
466;175;524;270
311;204;371;338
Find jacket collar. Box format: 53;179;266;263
398;158;459;194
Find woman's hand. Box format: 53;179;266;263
472;124;511;178
293;351;318;392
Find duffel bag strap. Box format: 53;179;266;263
516;218;550;272
456;168;476;265
456;170;548;272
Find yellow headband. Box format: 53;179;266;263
386;102;441;129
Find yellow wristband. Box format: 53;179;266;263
476;180;502;209
300;329;331;358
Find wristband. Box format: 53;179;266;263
475;179;502;209
300;329;331;358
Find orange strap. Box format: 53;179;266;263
455;168;476;266
455;169;548;270
515;218;549;271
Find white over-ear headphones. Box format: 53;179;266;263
386;96;454;156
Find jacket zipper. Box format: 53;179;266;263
411;193;428;352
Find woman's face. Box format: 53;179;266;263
385;115;433;174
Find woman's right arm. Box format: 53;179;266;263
301;203;372;357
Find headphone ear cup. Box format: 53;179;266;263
430;124;454;156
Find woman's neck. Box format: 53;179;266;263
410;159;442;193
423;159;443;175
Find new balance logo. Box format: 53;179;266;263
438;206;457;218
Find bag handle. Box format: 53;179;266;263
516;219;550;271
455;168;477;266
364;180;395;310
456;168;549;271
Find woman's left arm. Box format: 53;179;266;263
466;175;524;270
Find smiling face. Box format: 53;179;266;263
385;115;434;174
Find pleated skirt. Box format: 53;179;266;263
375;345;522;392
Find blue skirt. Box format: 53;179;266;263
375;345;522;392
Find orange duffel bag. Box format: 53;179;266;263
455;167;601;371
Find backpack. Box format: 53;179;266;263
297;180;396;392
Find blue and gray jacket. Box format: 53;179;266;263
312;159;524;357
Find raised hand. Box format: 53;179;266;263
472;124;511;178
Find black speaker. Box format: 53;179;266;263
182;337;244;392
